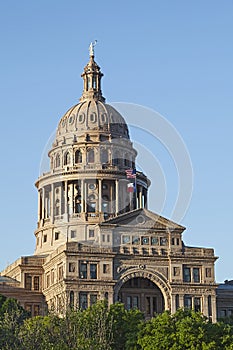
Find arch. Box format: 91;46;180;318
114;268;171;311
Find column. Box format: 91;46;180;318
42;187;45;220
81;180;85;213
144;189;148;209
115;179;119;214
171;294;177;314
139;186;143;208
37;190;41;223
51;183;54;224
64;180;68;221
98;179;102;213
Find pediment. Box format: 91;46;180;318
102;208;185;232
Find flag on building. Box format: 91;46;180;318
127;183;136;193
125;168;136;179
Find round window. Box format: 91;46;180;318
136;215;145;224
69;115;74;124
89;183;96;190
90;113;96;123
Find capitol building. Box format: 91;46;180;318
0;45;221;321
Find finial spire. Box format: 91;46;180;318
89;40;97;57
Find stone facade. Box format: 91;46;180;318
0;47;219;321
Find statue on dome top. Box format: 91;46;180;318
89;40;97;57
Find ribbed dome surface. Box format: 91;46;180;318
56;99;130;139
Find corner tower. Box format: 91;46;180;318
34;45;150;255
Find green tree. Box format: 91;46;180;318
0;297;29;350
137;309;233;350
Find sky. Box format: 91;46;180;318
0;0;232;282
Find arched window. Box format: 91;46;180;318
64;151;71;165
75;150;82;164
55;154;61;168
100;148;108;164
87;149;94;163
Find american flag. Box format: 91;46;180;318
125;168;136;179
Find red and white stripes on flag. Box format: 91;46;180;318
125;168;136;179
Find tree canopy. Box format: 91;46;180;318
0;294;233;350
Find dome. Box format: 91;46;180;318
56;99;130;140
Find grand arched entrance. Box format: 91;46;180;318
118;277;165;318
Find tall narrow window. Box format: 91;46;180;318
193;268;200;283
64;152;71;165
90;264;97;279
55;154;61;168
34;276;40;291
75;150;82;164
90;294;97;305
100;148;108;164
79;293;88;310
183;266;191;282
25;274;32;290
70;291;74;308
79;263;87;279
194;297;201;312
175;294;179;310
184;295;192;309
87;149;94;163
208;295;212;318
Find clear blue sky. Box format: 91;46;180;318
0;1;232;282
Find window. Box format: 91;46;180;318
160;237;168;246
51;270;54;284
208;295;212;318
70;291;74;308
55;232;59;240
75;150;82;164
171;238;175;245
141;237;149;245
184;295;192;309
173;267;180;276
194;297;201;312
193;268;200;283
79;293;88;310
64;152;71;165
183;267;191;282
176;238;180;245
55;154;61;168
25;274;32;290
58;265;63;281
123;235;130;244
90;294;97;306
80;262;87;279
34;305;40;316
90;264;97;279
46;274;50;288
34;276;40;291
132;236;140;245
151;237;159;245
43;234;47;243
175;294;179;310
103;264;110;274
87;149;94;163
100;149;108;164
89;229;94;238
69;262;76;272
71;230;76;239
